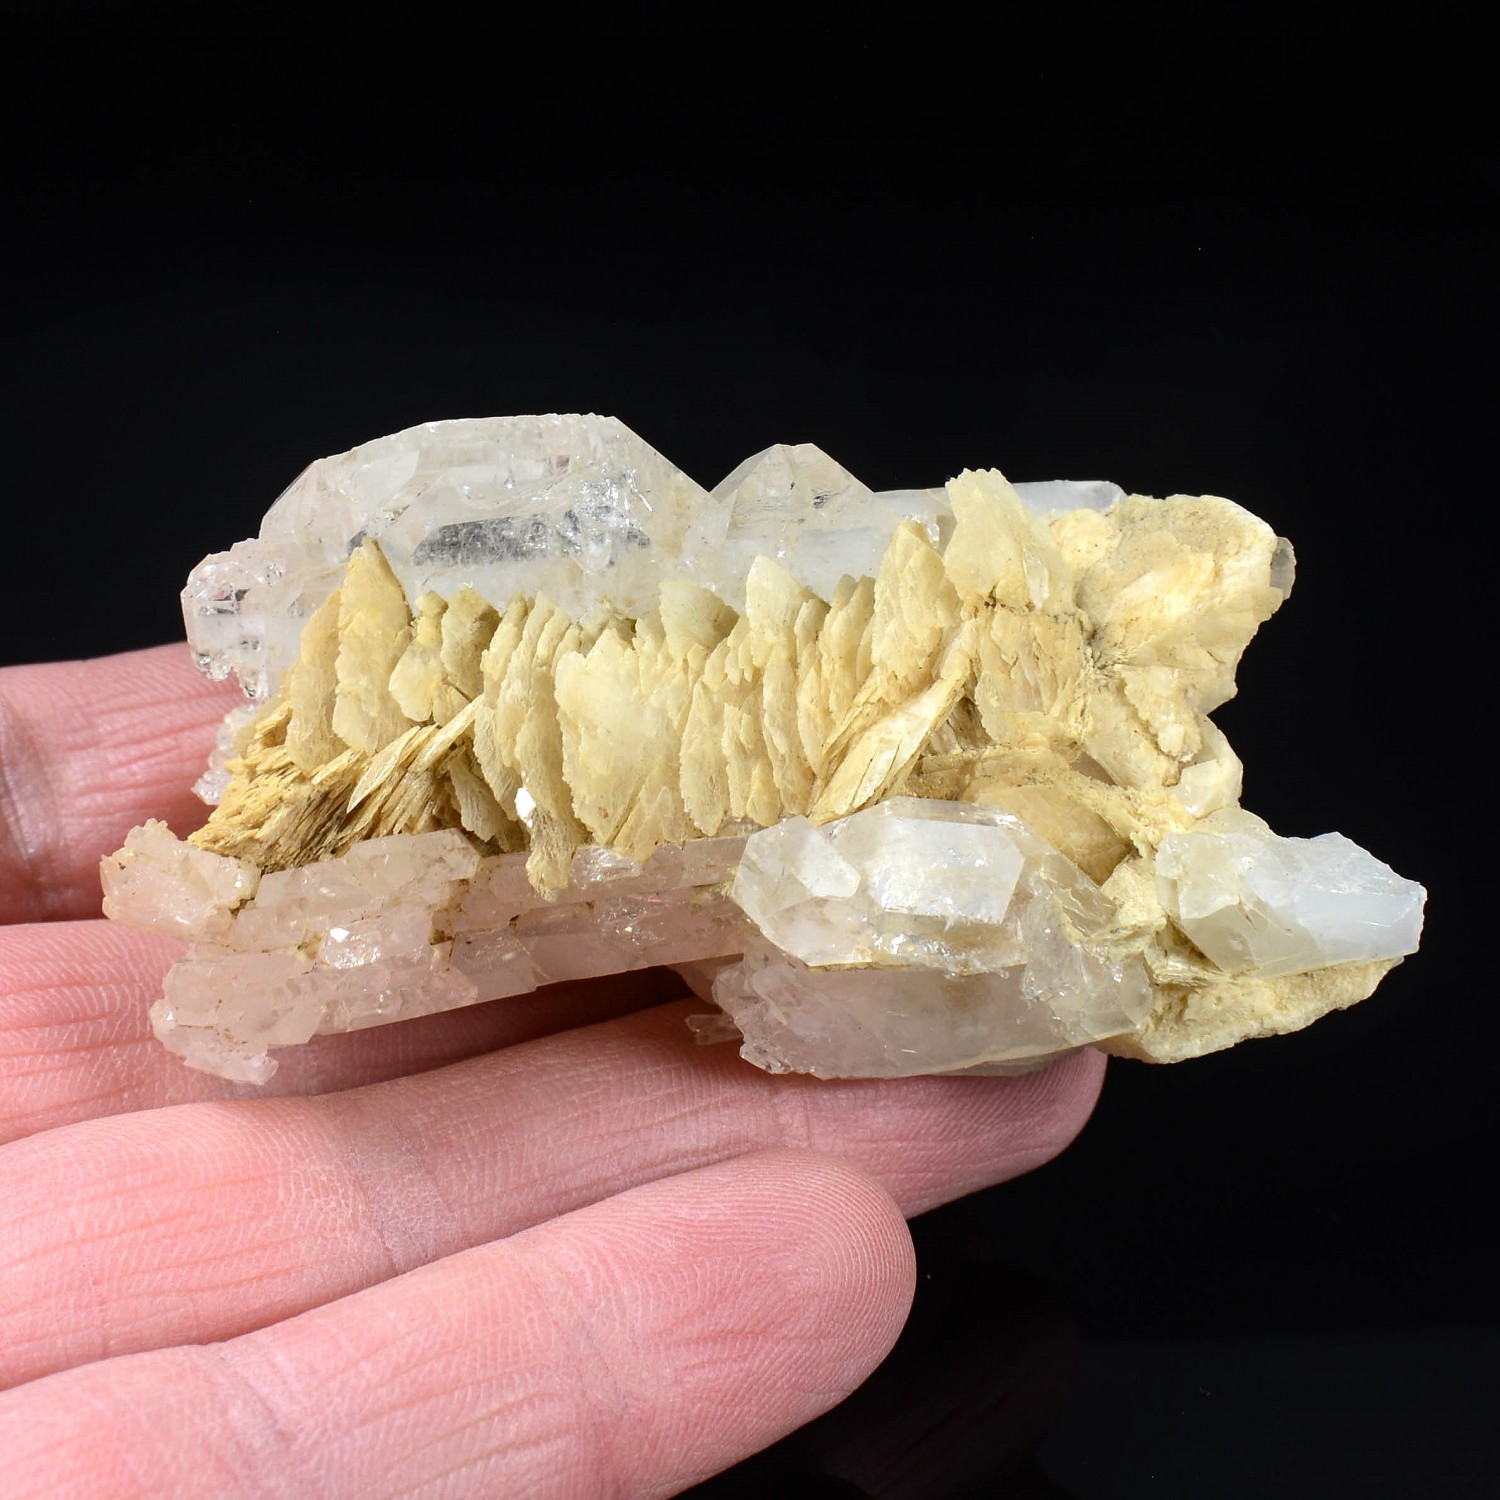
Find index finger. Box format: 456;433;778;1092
0;645;240;924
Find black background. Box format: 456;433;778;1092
3;15;1486;1497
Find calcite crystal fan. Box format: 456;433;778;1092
101;416;1425;1084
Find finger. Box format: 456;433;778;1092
0;999;1104;1388
0;1150;915;1500
0;917;684;1143
0;645;240;924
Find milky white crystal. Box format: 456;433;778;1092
104;794;1165;1085
103;415;1427;1083
732;798;1113;977
102;821;259;944
711;941;1150;1079
716;798;1153;1077
1155;821;1425;977
104;820;749;1084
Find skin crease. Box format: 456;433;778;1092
0;645;1105;1499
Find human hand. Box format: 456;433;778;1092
0;644;1104;1499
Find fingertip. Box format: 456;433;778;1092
728;1147;919;1373
1018;1047;1109;1159
582;1148;918;1492
905;1048;1107;1209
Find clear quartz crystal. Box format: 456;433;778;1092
192;702;260;806
712;444;945;610
106;824;750;1083
1156;823;1426;977
712;944;1139;1079
714;799;1153;1076
1010;479;1126;517
731;799;1059;973
183;415;727;705
104;801;1170;1083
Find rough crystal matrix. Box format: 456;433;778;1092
102;416;1425;1083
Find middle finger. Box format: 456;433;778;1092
0;999;1103;1389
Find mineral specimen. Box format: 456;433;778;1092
101;416;1425;1082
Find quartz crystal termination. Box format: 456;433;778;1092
717;799;1156;1077
104;415;1426;1083
182;415;717;706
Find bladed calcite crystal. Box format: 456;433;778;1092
102;416;1425;1082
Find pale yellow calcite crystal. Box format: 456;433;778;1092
193;477;1273;886
102;418;1424;1082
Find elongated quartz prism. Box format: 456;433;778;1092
102;416;1425;1081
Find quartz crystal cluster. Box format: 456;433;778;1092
102;416;1425;1082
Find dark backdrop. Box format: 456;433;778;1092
3;18;1485;1497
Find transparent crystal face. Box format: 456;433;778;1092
105;801;1175;1083
105;825;752;1084
711;443;947;612
732;799;1097;975
184;416;725;704
1156;828;1426;976
715;797;1156;1077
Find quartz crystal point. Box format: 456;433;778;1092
182;415;722;704
1155;816;1426;978
719;799;1155;1076
104;415;1426;1083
